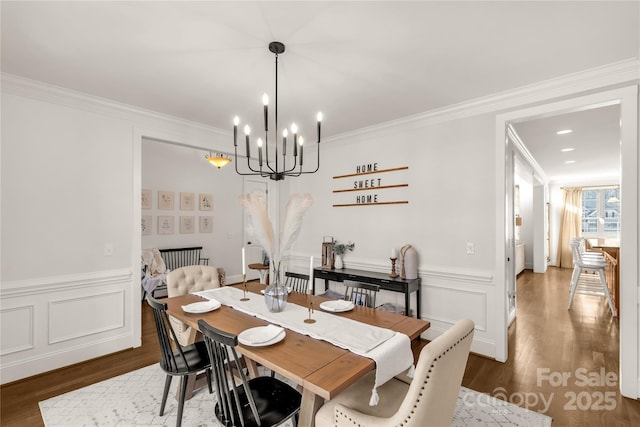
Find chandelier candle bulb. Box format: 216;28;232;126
242;247;246;276
244;125;251;158
257;138;263;166
262;93;269;131
308;256;314;293
282;129;288;156
317;112;322;142
233;116;239;146
299;137;304;165
291;123;298;157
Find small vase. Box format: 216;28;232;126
264;264;287;313
334;255;343;269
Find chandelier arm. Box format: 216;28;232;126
282;155;299;174
300;142;321;174
263;133;277;174
234;146;260;175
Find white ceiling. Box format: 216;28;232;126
512;104;622;184
2;1;638;180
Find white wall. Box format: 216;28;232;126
288;113;500;356
0;75;230;383
141;139;243;281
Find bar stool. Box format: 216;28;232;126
568;239;616;317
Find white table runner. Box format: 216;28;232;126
194;287;414;405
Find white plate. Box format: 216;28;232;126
260;287;293;294
238;325;286;347
319;300;355;312
181;299;221;314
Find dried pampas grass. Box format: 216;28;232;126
238;192;313;264
238;192;274;260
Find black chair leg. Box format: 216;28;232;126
176;376;188;427
206;369;213;393
160;375;172;416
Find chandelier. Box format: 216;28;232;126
232;41;322;181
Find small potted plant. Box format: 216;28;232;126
332;240;354;269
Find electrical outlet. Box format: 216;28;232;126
466;242;475;255
104;243;113;256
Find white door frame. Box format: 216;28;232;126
495;86;638;398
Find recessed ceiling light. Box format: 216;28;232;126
561;148;575;152
557;129;573;135
564;160;576;164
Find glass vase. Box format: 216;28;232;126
264;264;288;313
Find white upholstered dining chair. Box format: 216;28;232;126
315;318;475;427
166;265;222;346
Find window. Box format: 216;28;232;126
581;187;620;237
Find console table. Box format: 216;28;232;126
313;267;421;318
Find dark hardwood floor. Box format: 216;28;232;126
2;270;639;426
457;267;639;426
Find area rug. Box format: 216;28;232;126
39;364;552;426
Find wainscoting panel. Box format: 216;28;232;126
424;283;488;332
0;304;34;356
288;255;497;358
0;269;133;384
49;290;125;344
420;273;496;358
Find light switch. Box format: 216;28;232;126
466;242;475;255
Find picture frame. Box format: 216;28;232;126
158;191;174;210
158;215;174;235
180;192;195;210
141;189;152;210
199;216;213;233
199;193;213;211
141;215;152;235
180;216;195;234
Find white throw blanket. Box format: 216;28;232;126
194;287;414;405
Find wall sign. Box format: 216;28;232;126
332;163;409;207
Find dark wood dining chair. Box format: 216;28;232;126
284;271;310;293
345;282;380;308
146;295;213;427
198;319;302;427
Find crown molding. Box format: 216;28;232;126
327;58;640;142
3;58;638;144
1;73;230;137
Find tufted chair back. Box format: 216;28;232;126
167;265;221;346
315;318;475;427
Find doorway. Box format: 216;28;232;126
495;86;638;399
243;179;270;282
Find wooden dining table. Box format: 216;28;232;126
163;282;430;427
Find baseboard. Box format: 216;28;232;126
0;333;133;385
